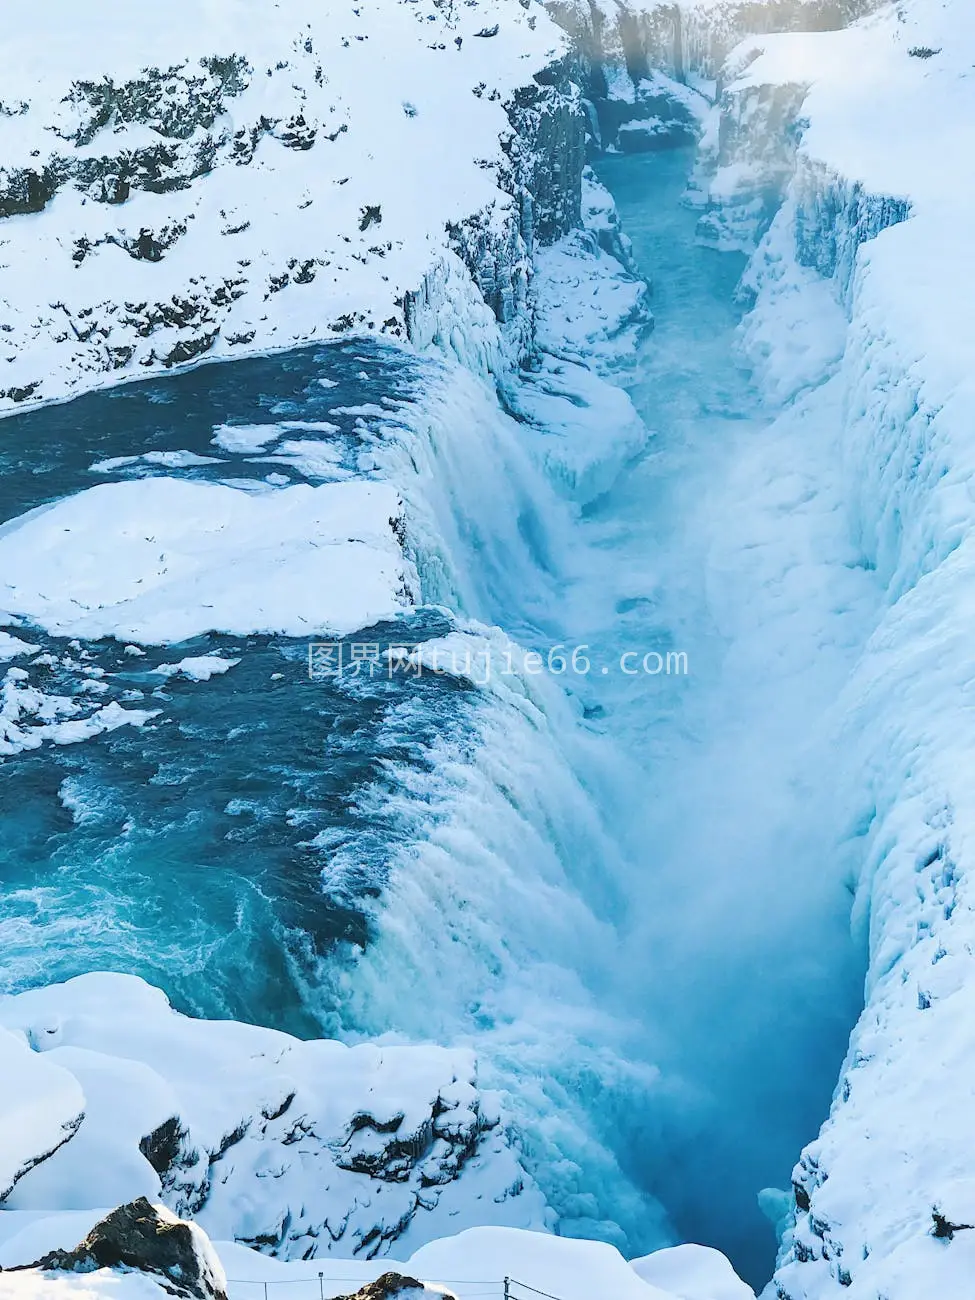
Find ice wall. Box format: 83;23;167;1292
712;3;975;1296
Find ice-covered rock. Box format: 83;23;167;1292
12;1199;228;1300
0;477;417;644
0;974;549;1262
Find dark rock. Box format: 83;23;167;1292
932;1209;975;1241
16;1197;227;1300
338;1274;428;1299
140;1116;190;1176
359;205;383;231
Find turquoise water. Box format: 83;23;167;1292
0;343;482;1033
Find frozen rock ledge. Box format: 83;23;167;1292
0;973;549;1261
0;477;417;644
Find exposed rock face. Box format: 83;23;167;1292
547;0;886;86
445;78;587;358
789;157;910;302
693;64;812;250
16;1198;228;1300
690;33;911;256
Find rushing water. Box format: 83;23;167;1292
0;149;872;1288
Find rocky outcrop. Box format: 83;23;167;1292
692;31;910;256
0;974;548;1262
13;1199;228;1300
440;77;587;359
338;1274;436;1299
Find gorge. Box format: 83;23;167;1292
2;4;975;1300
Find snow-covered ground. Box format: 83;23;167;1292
0;1213;755;1300
0;973;551;1261
0;478;416;643
0;0;568;411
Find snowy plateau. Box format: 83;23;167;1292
3;1;975;1300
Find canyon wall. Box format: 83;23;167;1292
703;5;975;1296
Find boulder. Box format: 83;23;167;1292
16;1198;227;1300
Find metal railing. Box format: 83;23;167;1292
225;1273;565;1299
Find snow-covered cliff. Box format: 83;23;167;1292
545;1;883;89
0;0;585;412
705;2;975;1296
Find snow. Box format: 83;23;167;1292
209;1228;726;1300
0;477;417;644
532;230;651;371
0;0;567;412
710;1;975;1296
0;1221;755;1300
631;1245;754;1300
409;1228;675;1300
2;661;160;759
211;425;282;455
0;973;549;1261
0;1029;85;1203
0;1273;174;1300
90;452;221;473
154;657;240;682
0;632;39;662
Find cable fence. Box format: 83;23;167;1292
225;1274;564;1300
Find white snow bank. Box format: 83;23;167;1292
0;478;416;644
0;1029;85;1203
532;230;651;371
410;1227;672;1299
0;973;548;1262
631;1244;754;1300
0;631;39;662
506;354;649;503
0;1272;173;1300
2;1219;751;1300
211;1226;717;1300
